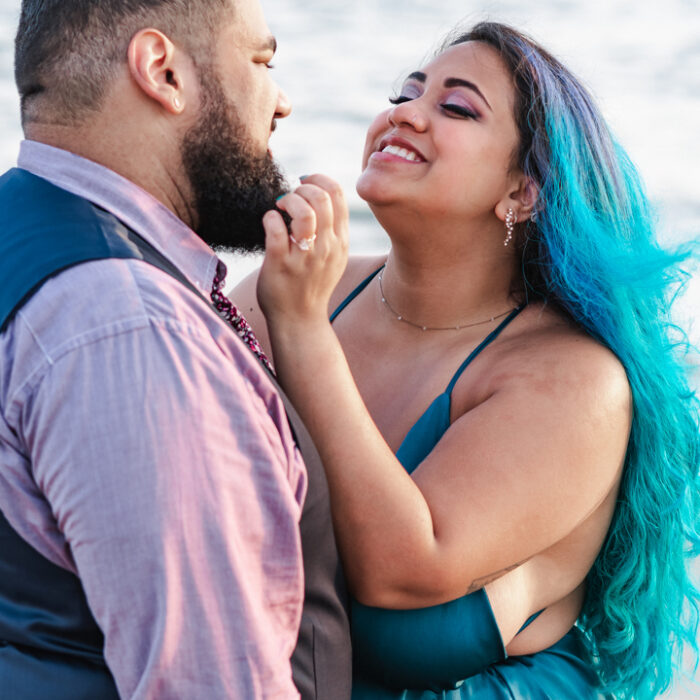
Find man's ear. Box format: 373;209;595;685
495;173;540;224
127;28;192;114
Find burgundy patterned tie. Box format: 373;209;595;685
210;260;274;374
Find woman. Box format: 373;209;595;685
235;22;699;698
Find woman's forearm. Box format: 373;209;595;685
268;316;442;606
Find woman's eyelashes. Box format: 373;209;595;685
441;103;478;119
388;95;479;119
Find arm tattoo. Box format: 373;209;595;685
465;560;527;595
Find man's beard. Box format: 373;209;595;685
181;71;287;252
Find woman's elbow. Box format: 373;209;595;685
348;564;453;609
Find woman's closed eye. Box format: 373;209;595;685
441;103;478;119
388;95;479;120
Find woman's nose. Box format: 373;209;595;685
387;99;428;131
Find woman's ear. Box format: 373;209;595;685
127;28;192;115
495;174;540;224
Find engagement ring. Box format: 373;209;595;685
289;234;317;251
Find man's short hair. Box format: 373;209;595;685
15;0;229;126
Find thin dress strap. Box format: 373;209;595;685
329;265;385;323
517;608;545;634
444;306;526;396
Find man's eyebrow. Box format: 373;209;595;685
404;71;492;112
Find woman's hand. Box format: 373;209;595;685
257;174;349;328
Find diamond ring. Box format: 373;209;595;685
289;233;317;251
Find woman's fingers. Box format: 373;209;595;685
276;189;320;249
262;210;290;259
275;176;348;253
299;174;349;245
294;183;335;242
259;176;348;323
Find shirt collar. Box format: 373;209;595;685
17;139;222;296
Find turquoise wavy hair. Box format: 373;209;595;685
448;22;700;699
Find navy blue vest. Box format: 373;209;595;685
0;168;351;699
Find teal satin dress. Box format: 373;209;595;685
330;268;609;699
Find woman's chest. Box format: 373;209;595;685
336;324;496;454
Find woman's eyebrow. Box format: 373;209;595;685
444;78;492;111
404;71;492;112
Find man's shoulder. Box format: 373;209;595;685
2;255;289;436
11;257;213;362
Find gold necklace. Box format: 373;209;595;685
377;271;517;332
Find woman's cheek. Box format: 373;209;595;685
361;110;392;169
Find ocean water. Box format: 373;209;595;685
0;0;699;695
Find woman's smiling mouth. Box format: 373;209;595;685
372;137;427;164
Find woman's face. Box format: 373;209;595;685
356;41;521;223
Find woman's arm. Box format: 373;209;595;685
259;176;631;609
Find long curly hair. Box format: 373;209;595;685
447;21;700;699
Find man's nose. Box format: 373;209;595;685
275;88;292;120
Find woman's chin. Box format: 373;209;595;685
356;171;401;207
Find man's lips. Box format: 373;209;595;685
372;136;427;163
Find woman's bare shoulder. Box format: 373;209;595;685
230;254;388;357
229;267;272;354
230;266;261;315
232;254;388;315
488;304;632;420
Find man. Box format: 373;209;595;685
0;1;350;698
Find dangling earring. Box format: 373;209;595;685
504;208;517;246
173;96;182;111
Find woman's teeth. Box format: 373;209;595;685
381;144;421;162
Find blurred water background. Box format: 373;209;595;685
0;0;698;696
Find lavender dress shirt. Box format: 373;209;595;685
0;140;307;698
